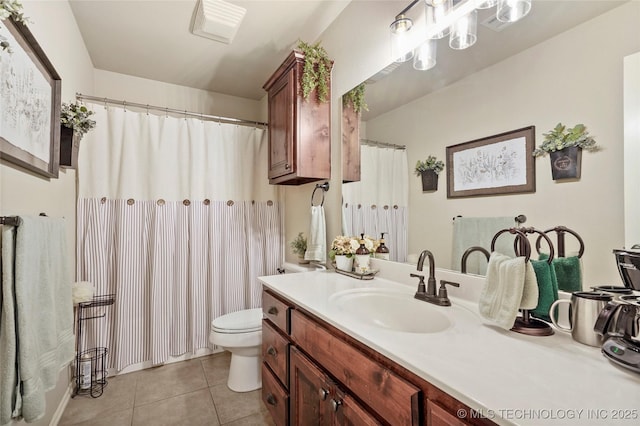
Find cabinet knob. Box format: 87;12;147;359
266;394;277;406
331;399;343;412
285;163;291;170
319;388;329;401
267;346;277;357
267;306;278;315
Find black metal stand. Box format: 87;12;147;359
73;294;115;398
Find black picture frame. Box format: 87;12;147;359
0;17;61;178
446;126;536;198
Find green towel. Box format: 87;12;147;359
540;253;583;292
531;259;559;321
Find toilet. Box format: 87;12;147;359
209;308;263;392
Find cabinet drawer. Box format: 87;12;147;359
291;310;421;426
427;400;469;426
262;290;290;334
262;319;289;388
262;364;289;426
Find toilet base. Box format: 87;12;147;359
227;352;262;392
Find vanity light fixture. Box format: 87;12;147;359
391;0;532;71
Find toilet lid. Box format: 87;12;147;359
211;308;263;333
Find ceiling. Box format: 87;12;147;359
69;0;352;100
69;1;629;115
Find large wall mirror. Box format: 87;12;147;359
340;0;639;285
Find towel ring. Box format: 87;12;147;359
491;228;531;263
517;227;554;265
311;182;330;207
535;226;584;258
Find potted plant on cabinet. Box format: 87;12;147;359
297;40;333;103
59;102;97;169
532;122;599;180
415;155;445;192
290;232;309;264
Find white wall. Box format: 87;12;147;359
94;69;265;122
0;1;94;424
365;2;640;286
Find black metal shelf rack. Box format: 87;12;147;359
73;294;115;398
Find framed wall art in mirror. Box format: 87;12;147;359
446;126;535;198
0;18;61;178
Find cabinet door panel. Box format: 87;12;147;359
333;390;381;426
291;310;421;426
290;346;332;426
427;400;469;426
268;72;294;180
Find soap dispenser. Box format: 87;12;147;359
354;233;371;274
375;232;390;260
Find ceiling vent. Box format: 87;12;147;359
191;0;247;44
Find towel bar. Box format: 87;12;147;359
0;216;20;226
311;182;330;206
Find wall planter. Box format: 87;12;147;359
549;146;582;180
420;170;438;192
59;125;79;169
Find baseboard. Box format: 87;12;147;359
49;383;73;426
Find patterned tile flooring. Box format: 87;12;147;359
59;352;275;426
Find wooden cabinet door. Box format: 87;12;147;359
289;346;333;426
427;400;469;426
267;69;294;180
332;388;381;426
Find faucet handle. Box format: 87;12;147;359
410;273;426;294
410;273;424;280
438;280;460;299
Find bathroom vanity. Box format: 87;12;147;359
259;269;640;426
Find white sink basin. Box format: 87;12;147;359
328;287;454;334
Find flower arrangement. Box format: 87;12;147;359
60;102;97;137
290;232;307;258
415;155;445;176
532;123;598;157
329;235;377;259
1;0;28;54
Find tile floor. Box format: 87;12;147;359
59;352;276;426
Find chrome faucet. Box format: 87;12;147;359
410;249;459;306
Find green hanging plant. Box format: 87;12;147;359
297;40;332;103
342;83;368;114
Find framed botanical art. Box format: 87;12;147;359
446;126;536;198
0;17;61;178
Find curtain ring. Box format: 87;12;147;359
184;110;187;121
165;107;169;119
103;97;107;109
123;101;127;112
146;104;149;115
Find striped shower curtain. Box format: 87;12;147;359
342;144;408;262
76;106;282;371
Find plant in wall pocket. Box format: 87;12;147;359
290;232;309;264
415;155;445;192
60;102;97;169
532;122;599;180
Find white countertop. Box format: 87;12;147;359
259;269;640;426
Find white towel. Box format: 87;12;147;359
479;252;527;330
304;205;327;263
520;261;539;310
0;216;75;424
451;217;516;275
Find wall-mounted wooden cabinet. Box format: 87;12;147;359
263;51;331;185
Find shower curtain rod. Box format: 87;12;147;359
360;139;406;150
75;93;268;128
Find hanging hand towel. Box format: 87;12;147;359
2;216;75;424
304;205;327;263
539;253;583;292
520;261;539;310
479;252;527;330
531;259;559;321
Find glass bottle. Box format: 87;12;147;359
375;232;390;260
355;233;371;274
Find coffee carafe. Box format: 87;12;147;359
593;249;640;373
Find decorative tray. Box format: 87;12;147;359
333;266;379;280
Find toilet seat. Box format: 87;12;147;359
211;308;263;334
